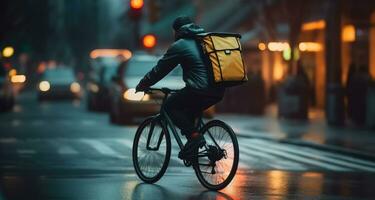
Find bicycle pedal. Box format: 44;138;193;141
178;152;195;160
178;151;185;160
183;159;192;167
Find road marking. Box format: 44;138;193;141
80;139;121;157
302;146;375;168
58;120;73;126
237;128;286;139
252;139;375;172
239;141;306;169
239;146;307;170
57;145;79;155
0;138;18;144
115;139;134;149
17;149;36;154
81;119;96;126
240;140;350;171
7;136;374;172
11;120;21;127
31;120;45;126
238;151;269;169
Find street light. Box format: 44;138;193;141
258;43;266;51
2;46;14;58
267;42;289;52
342;25;355;42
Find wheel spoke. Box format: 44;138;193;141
198;163;212;166
197;153;209;157
198;149;208;154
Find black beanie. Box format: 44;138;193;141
172;16;193;31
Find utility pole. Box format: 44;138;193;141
325;0;345;125
128;0;144;49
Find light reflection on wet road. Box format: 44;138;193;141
1;171;374;200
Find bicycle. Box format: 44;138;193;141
132;88;239;190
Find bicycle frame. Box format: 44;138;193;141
145;91;205;151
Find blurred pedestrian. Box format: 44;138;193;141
346;62;357;120
296;61;309;87
296;61;312;105
348;64;371;124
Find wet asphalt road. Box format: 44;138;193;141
0;92;375;200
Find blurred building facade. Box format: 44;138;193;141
207;0;375;126
246;0;375;108
2;0;375;125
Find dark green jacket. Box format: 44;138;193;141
138;23;224;95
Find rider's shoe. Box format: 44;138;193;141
178;133;206;160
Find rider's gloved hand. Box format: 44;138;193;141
136;81;149;93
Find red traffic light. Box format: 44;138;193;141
129;0;143;20
142;34;157;49
130;0;144;10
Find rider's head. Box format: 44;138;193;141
172;16;193;38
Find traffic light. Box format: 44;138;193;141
142;34;157;49
130;0;144;9
129;0;144;20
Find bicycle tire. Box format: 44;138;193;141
132;117;171;183
193;120;239;190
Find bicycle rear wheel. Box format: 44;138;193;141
193;120;239;190
132;117;171;183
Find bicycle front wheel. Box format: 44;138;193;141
193;120;239;190
132;117;171;183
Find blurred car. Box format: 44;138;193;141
0;67;15;111
86;49;131;111
108;54;185;124
37;68;81;100
8;69;26;93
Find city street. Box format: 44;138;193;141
2;0;375;199
1;92;374;200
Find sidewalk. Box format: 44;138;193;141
217;105;375;157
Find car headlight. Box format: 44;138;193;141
70;82;80;93
39;81;50;92
87;83;99;93
123;88;150;101
11;75;26;83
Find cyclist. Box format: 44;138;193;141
136;16;225;159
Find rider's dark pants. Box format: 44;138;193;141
163;88;223;139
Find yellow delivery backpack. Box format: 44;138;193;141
197;32;248;87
